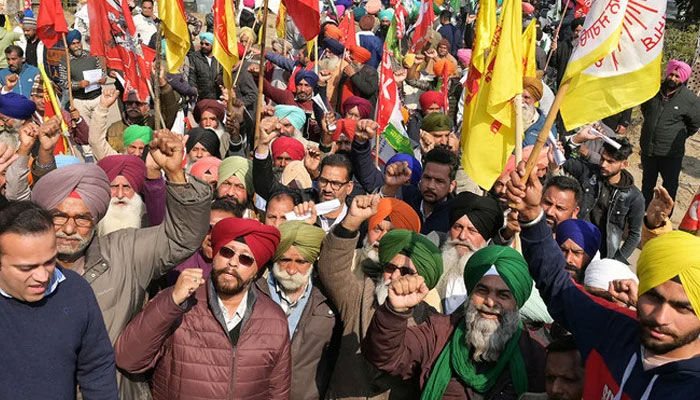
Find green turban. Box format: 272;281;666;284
217;156;253;194
123;125;153;147
464;246;533;308
421;112;452;132
273;221;326;263
378;229;443;289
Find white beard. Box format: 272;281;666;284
97;195;145;236
437;239;479;298
361;236;380;264
272;262;312;293
374;278;391;306
464;300;520;363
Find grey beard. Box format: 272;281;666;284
436;239;480;298
374;278;391;306
464;300;520;363
272;262;312;292
362;236;380;264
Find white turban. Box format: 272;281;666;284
584;259;639;290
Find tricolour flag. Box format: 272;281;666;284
560;0;666;130
36;0;68;49
159;0;191;73
522;19;538;78
338;11;357;48
213;0;239;89
282;0;320;41
410;0;435;53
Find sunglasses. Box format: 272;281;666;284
383;263;416;276
218;247;255;267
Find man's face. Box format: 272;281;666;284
125;100;146;120
599;150;626;179
188;142;212;163
381;253;417;284
426;104;441;114
637;279;700;356
279;118;297;137
31;93;45;114
7;52;23;73
141;1;154;17
663;71;683;92
490;176;509;209
336;134;352;153
450;215;487;257
273;245;313;292
200;40;213;55
470;275;517;317
522;88;536;106
559;239;589;278
426;130;450;147
0;230;56;302
126;139;146;157
216;175;248;205
437;44;449;57
265;196;295;228
545;350;585;400
318;165;352;203
200;111;220;130
202;209;236;260
344;106;362;120
23;28;36;41
295;79;313;101
542;187;579;230
274;152;293;170
69;39;82;57
573;24;583;40
211;239;257;296
420;162;455;204
367;220;392;251
0;169;6;196
110;175;136;202
52;197;95;259
380;19;391;28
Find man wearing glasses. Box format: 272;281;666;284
29;130;212;399
115;217;292;400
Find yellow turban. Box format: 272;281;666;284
637;231;700;318
273;221;326;263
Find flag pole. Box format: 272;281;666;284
314;36;319;75
60;33;74;110
254;0;270;149
232;40;253;89
543;0;571;71
153;26;163;130
513;94;523;163
375;55;384;168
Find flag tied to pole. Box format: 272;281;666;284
37;0;69;49
410;0;435;53
159;0;191;73
282;0;320;41
213;0;240;89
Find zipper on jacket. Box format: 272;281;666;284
228;345;237;400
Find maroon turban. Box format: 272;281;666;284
419;91;444;113
211;217;281;269
341;96;373;118
359;14;375;31
97;154;147;194
271;136;305;161
193;99;226;123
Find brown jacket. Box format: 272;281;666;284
256;276;341;400
362;304;547;400
318;226;435;400
115;281;292;400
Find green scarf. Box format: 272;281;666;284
420;322;528;400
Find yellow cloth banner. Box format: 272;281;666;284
277;3;286;39
158;0;191;73
522;19;537;78
471;0;496;74
213;0;239;89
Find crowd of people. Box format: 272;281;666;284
0;0;699;399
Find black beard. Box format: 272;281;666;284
335;149;352;159
661;78;682;92
212;267;253;296
639;319;700;355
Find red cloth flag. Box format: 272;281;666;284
410;0;435;53
36;0;69;49
282;0;320;41
440;68;450;114
574;0;591;18
391;0;408;39
376;43;399;133
681;188;700;233
87;0;152;102
337;11;357;48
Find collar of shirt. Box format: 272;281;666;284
217;289;249;331
0;267;66;299
268;272;312;314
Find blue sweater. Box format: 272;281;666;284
0;267;117;400
521;218;700;399
0;63;39;98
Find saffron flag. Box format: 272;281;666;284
338;11;357;48
213;0;239;89
282;0;320;41
276;3;286;39
522;19;538;78
159;0;191;73
36;0;69;49
461;0;522;189
471;0;497;74
410;0;435;53
560;0;666;130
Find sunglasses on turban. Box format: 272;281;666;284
218;246;255;267
383;263;416;277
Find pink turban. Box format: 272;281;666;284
366;0;381;14
97;155;147;194
271;136;305;161
31;164;111;222
190;156;221;182
457;48;472;66
666;60;692;83
211;217;281;269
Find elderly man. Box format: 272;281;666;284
554;219;601;282
216;155;255;217
319;194;443;399
336;45;378;113
29;130;212;398
257;220;340;400
272;104;308;140
270;136;305;181
640;60;700;207
362;245;545;399
115;218;291;399
0;202;118;399
193;99;234;157
185;127;221;171
264;190;302;228
189;32;223;101
262;69;319;112
0;45;39;98
521;77;556;147
508;162;700;398
59;30;105;127
121;125;151;157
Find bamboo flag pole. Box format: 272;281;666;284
232;40;253;89
513;94;523;163
314;36;319;75
61;33;74;109
375;55;384;168
543;0;571;72
153;26;163;130
254;0;271;149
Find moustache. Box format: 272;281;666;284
475;302;503;316
564;264;580;272
56;231;85;241
639;318;676;337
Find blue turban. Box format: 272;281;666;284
66;29;81;44
295;70;319;89
0;93;36;120
386;153;422;186
200;32;214;44
55;155;82;169
378;9;394;21
555;219;601;259
335;0;352;7
322;38;345;56
274;105;307;131
354;7;367;21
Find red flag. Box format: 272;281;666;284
410;0;435;53
391;0;408;39
574;0;591;18
681;188;700;232
338;11;357;48
36;0;69;49
88;0;151;102
376;43;400;133
24;0;31;10
440;68;450;114
282;0;320;41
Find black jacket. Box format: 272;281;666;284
188;51;223;101
335;65;379;115
640;86;700;158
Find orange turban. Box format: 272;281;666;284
349;45;371;64
433;58;456;77
368;198;421;233
324;24;343;41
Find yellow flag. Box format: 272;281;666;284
276;3;287;39
461;0;522;189
522;19;537;78
471;0;497;74
213;0;239;88
159;0;191;73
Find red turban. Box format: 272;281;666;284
271;136;305;161
349;45;371;64
341;96;373;118
333;118;356;142
211;217;281;269
96;154;147;194
368;198;421;233
194;99;226;123
419;91;444;112
190;156;221;181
